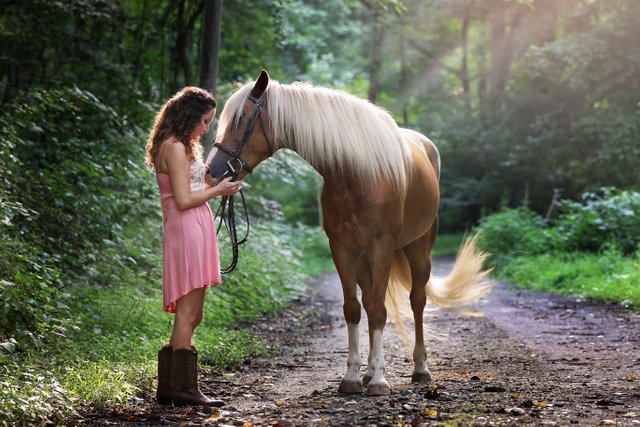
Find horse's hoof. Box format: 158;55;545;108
362;374;372;386
411;371;432;383
366;382;391;396
338;379;363;394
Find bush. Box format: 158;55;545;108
476;207;551;267
552;188;640;255
0;87;152;274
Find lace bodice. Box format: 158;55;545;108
189;159;207;192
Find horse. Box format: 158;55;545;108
208;70;493;396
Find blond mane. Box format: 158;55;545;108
216;79;411;187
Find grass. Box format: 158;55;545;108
433;233;466;257
0;218;331;426
496;248;640;308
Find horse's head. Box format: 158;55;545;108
208;70;274;182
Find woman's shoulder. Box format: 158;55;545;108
163;138;187;156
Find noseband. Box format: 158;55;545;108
212;94;273;180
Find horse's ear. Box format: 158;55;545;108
250;69;269;98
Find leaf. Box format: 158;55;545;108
533;401;548;407
0;341;16;353
424;408;438;417
204;410;222;422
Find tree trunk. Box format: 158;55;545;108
368;8;384;104
489;0;526;100
169;0;186;92
399;14;408;125
477;2;488;106
131;0;150;92
489;0;507;97
461;3;471;113
200;0;223;94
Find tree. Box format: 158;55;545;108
200;0;223;93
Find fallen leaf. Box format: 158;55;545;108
204;410;222;422
424;408;438;417
533;401;548;407
459;369;469;375
625;374;637;381
511;392;524;398
599;420;617;425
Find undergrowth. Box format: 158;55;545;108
0;216;332;426
497;249;640;308
476;190;640;308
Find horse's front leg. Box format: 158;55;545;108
331;244;364;394
361;246;393;396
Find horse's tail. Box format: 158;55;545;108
385;234;494;347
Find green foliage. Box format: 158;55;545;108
498;249;640;308
476;207;551;268
552;188;640;255
476;189;640;307
1;87;152;274
432;233;466;257
0;239;68;345
476;189;640;264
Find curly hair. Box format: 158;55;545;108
145;87;217;171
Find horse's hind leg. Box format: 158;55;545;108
331;245;364;394
360;245;393;396
357;257;374;387
403;221;438;383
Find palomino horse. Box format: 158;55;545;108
208;70;492;396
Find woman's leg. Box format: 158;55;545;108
169;287;206;349
169;287;224;407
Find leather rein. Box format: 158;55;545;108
211;93;273;273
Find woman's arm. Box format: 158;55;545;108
165;142;241;210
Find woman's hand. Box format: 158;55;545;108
214;177;242;196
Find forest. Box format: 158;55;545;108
1;0;639;424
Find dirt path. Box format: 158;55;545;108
84;258;640;426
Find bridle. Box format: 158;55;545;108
212;93;274;180
211;92;274;274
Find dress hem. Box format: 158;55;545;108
163;280;222;314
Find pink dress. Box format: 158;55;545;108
156;139;221;313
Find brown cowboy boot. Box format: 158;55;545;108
172;347;225;407
156;345;173;405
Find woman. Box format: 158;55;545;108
145;87;241;407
